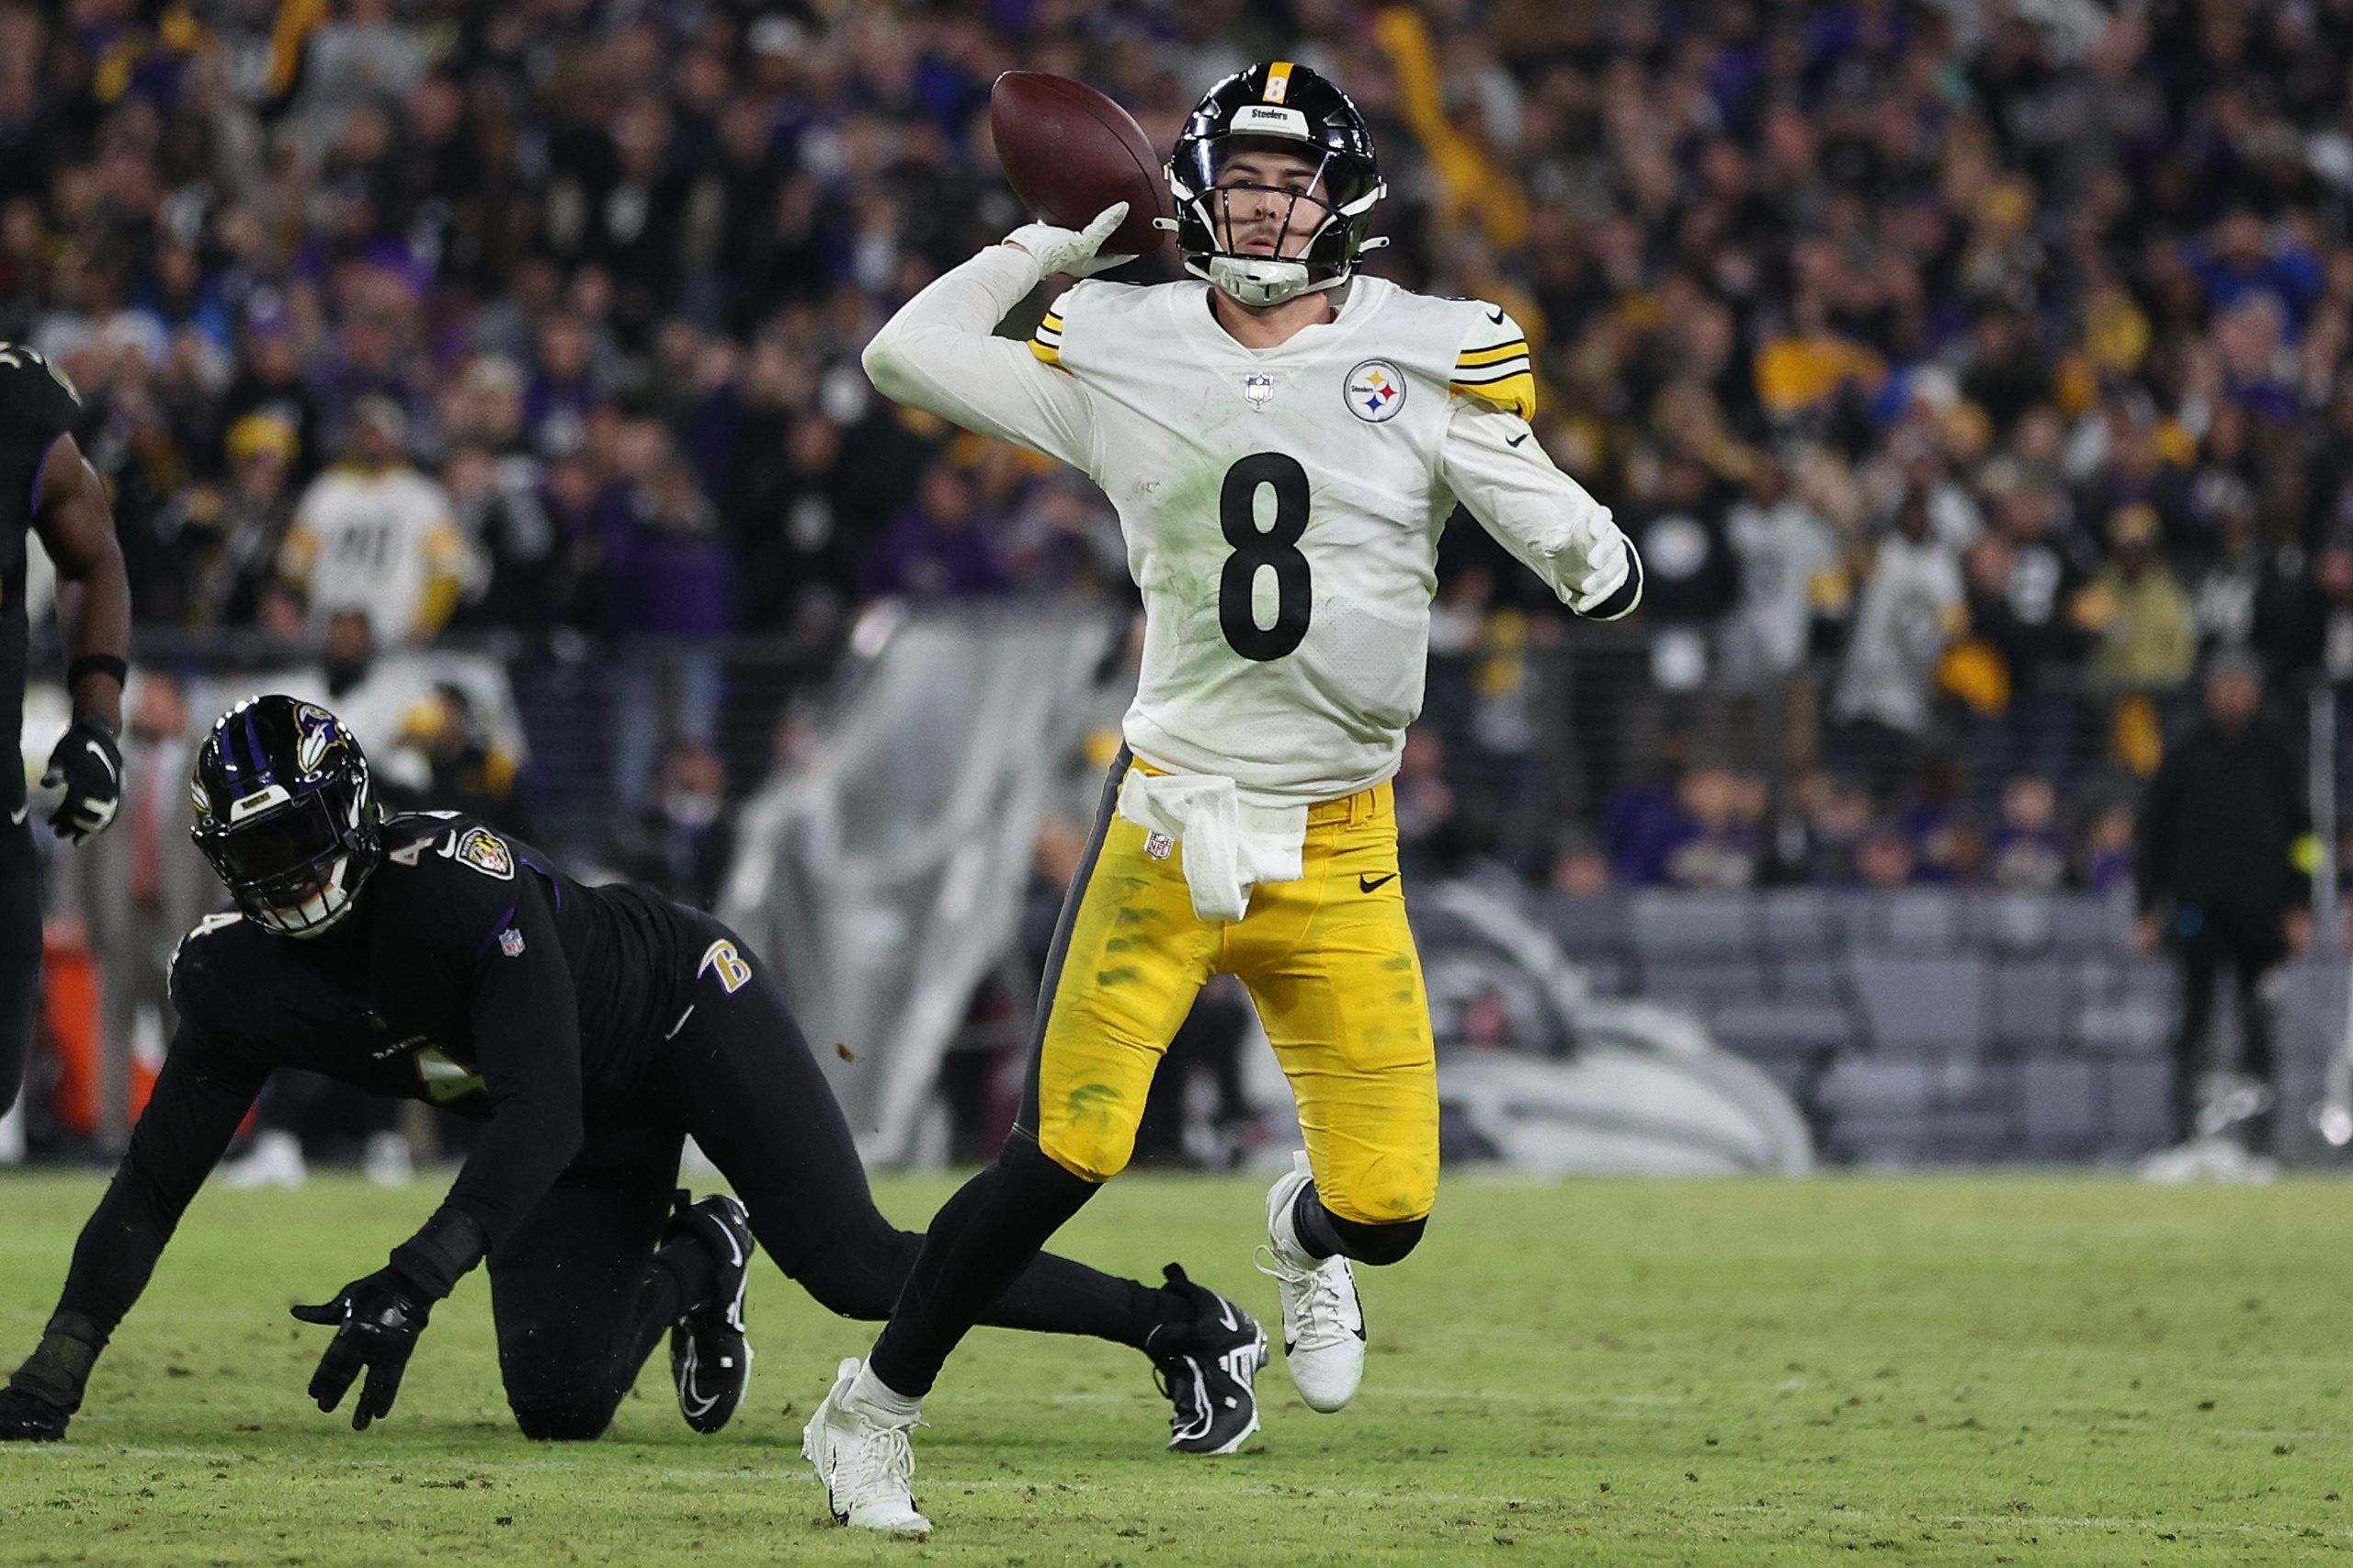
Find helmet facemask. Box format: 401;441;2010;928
1168;136;1385;308
197;785;378;937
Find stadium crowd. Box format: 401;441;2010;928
5;0;2353;890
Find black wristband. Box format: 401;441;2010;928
64;654;128;692
1582;543;1643;621
388;1209;489;1301
9;1311;105;1413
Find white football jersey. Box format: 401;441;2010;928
862;247;1638;803
284;464;471;646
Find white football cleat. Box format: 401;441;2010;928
801;1358;930;1537
363;1131;414;1187
222;1130;307;1190
1256;1152;1366;1413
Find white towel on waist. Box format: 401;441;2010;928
1116;768;1308;923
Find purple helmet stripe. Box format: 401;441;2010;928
241;709;276;788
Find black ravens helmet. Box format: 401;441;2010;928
1165;61;1387;308
190;695;381;936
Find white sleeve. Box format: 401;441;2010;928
1438;397;1642;619
858;245;1097;473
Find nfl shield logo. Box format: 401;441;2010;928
1244;372;1274;408
497;927;526;958
1144;831;1176;861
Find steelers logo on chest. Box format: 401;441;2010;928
1344;359;1407;423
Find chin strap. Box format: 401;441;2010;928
1195;255;1351;308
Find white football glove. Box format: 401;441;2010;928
1004;202;1134;278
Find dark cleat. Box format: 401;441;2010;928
666;1192;754;1435
1147;1263;1267;1456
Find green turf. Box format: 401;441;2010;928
1;1171;2350;1564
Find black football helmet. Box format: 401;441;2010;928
190;695;381;936
1165;61;1387;307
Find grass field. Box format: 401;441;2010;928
1;1170;2350;1565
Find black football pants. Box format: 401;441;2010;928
2167;905;2286;1153
492;916;1169;1439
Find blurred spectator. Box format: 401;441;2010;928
1829;489;1963;798
1899;752;1983;886
1961;482;2093;786
289;609;426;774
77;673;211;1150
615;740;736;914
602;421;732;809
2135;653;2310;1154
174;414;301;631
1986;775;2069;892
217;311;323;484
862;459;1009;601
2083;506;2197;697
1654;765;1763;891
1719;457;1840;694
2078;801;2137;897
1768;767;1874;886
1548;830;1611;899
1395;728;1467;881
280;395;471;647
1619;453;1737;698
410;684;530;836
1854;821;1920;890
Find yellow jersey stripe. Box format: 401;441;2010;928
1265;61;1293;102
1451;371;1537;419
1042;312;1063;329
1449;359;1532;385
1030;338;1063;367
1455;339;1531;368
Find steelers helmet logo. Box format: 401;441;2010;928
1345;359;1406;423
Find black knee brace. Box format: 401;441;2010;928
1302;1204;1427;1267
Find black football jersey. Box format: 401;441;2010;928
49;814;723;1337
0;344;80;814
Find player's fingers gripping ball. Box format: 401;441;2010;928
1006;202;1132;278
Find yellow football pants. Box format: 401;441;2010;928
1016;751;1438;1225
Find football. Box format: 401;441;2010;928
989;72;1174;258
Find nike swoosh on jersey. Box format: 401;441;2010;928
6;804;25;825
1358;873;1397;892
1486;306;1505;324
1506;432;1529;447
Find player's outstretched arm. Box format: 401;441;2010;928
858;209;1119;473
0;1029;266;1439
32;432;130;844
1440;393;1643;621
288;869;585;1430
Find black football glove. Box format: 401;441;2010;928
290;1267;434;1431
0;1385;70;1441
40;715;121;844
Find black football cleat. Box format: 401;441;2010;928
666;1192;754;1435
1146;1263;1267;1456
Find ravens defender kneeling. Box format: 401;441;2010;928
0;695;1262;1457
